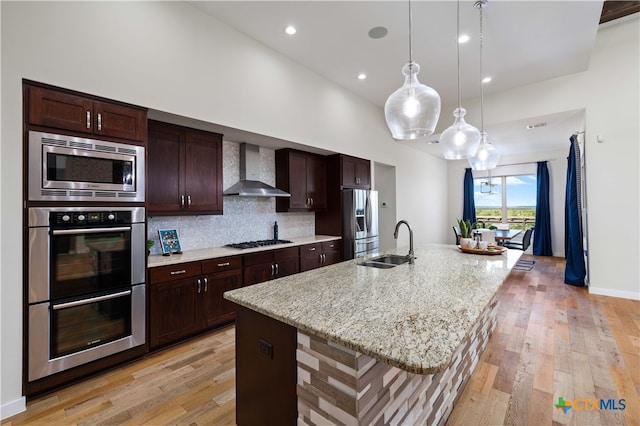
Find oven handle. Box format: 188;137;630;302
51;226;131;235
52;289;132;310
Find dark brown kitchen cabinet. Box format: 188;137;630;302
244;246;299;286
149;256;242;349
339;154;371;189
275;149;327;212
147;120;223;216
27;84;146;142
299;240;341;272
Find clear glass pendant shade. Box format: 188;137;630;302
384;61;441;140
469;132;500;170
439;107;481;159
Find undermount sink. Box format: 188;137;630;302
359;254;412;268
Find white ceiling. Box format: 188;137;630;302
188;0;604;158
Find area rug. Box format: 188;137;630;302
513;259;535;271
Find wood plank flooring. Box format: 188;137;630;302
3;255;639;425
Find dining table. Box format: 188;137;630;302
494;229;522;244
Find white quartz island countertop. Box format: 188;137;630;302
225;244;522;375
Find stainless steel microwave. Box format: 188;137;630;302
28;131;145;202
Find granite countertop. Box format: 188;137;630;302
147;235;341;268
224;244;522;375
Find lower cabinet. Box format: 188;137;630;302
244;247;299;286
299;240;341;272
149;256;242;349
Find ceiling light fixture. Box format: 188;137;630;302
284;25;297;35
458;34;470;44
469;0;500;171
482;76;492;83
384;0;441;140
357;73;367;80
439;0;481;160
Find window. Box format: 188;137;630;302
474;174;536;230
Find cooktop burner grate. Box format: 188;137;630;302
225;239;293;249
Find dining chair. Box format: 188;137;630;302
452;226;461;245
503;228;533;251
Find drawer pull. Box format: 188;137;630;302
309;247;316;251
217;262;230;267
170;269;187;275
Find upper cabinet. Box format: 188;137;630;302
27;84;146;143
275;149;327;212
147;120;223;216
336;154;371;189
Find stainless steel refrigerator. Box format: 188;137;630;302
342;189;379;259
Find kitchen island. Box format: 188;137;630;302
225;243;522;425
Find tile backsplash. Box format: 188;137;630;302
147;141;314;255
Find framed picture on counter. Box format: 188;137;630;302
158;229;182;255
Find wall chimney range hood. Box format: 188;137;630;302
223;143;291;197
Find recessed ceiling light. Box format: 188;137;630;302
284;25;297;35
482;76;492;84
368;26;388;39
357;73;367;80
526;122;547;129
458;34;470;44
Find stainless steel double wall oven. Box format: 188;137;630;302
27;130;146;383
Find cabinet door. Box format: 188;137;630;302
244;263;275;286
94;101;146;141
288;151;309;210
299;243;322;272
203;268;243;328
184;129;223;214
341;156;358;188
28;86;94;135
147;121;184;213
355;159;371;189
275;256;300;279
322;241;341;266
149;277;201;348
307;154;327;210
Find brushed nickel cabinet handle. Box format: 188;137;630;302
187;195;191;206
170;269;187;275
271;264;275;276
275;263;279;275
217;262;230;267
197;278;202;294
181;195;185;208
97;113;102;131
203;277;208;292
86;111;91;129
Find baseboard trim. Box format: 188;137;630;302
589;286;640;301
1;396;26;420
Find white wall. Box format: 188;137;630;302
445;16;640;299
373;162;397;252
0;1;447;413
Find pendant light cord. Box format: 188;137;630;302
456;0;461;109
408;0;413;64
479;1;485;132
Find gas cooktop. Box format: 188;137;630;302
225;239;293;249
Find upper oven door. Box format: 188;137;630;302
28;131;145;202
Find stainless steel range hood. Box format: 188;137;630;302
223;143;291;197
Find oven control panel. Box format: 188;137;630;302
50;211;132;226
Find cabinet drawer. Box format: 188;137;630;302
244;251;275;267
299;243;322;257
202;256;243;274
274;246;299;260
322;241;340;252
150;262;201;284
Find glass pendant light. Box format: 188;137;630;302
469;0;500;170
440;0;481;159
384;0;441;140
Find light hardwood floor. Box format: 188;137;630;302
3;255;639;425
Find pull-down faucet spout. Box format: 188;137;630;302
393;220;415;264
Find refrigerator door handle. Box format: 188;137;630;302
365;192;372;234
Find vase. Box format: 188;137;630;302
460;238;476;249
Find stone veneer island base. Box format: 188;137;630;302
296;296;497;425
227;244;520;425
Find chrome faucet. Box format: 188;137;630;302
393;220;415;264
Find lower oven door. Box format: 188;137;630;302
28;284;145;381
